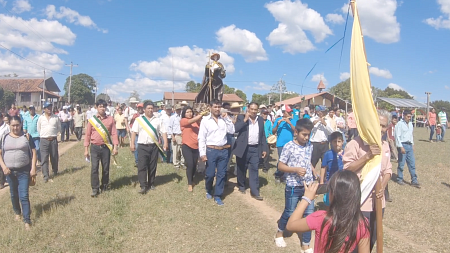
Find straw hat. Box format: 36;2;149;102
230;102;243;109
181;101;188;106
210;53;220;61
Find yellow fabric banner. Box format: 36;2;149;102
350;2;382;204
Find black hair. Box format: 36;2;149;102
320;170;369;253
329;131;343;142
222;102;231;108
295;118;314;132
210;99;222;106
2;114;10;121
181;106;193;119
392;115;398;119
248;101;259;108
144;101;154;108
96;99;108;107
403;110;412;115
10;115;22;124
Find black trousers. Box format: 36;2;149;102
236;145;260;196
262;146;271;171
90;144;111;190
75;127;83;141
137;143;158;189
182;144;199;185
311;142;329;168
61;122;70;142
40;138;59;181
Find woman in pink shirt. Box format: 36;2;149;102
286;171;370;253
428;108;437;142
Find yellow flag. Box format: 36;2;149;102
350;2;382;204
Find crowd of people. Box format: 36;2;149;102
0;99;436;253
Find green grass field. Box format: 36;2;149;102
0;127;448;252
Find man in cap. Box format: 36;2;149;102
272;105;297;182
58;105;72;142
23;105;41;164
168;104;184;169
37;102;61;183
160;105;173;163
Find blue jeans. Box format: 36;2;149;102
429;125;435;141
278;185;314;246
60;122;70;142
6;168;31;224
441;124;446;140
205;148;229;198
32;137;41;162
274;146;284;179
437;134;442;141
397;143;418;184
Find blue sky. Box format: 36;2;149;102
0;0;449;103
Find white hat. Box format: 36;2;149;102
181;101;188;105
259;104;267;109
76;104;80;107
63;106;68;110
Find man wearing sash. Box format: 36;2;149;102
84;99;119;197
130;101;168;194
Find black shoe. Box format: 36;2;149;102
91;189;100;197
396;180;405;186
149;185;156;190
239;189;246;194
386;197;393;202
101;185;109;192
134;163;138;168
262;170;269;174
251;195;264;201
411;182;421;189
43;178;48;183
138;187;148;194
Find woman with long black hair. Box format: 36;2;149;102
180;106;203;192
0;116;37;230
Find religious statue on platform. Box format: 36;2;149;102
195;53;226;104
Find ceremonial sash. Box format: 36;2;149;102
88;116;114;152
135;116;166;158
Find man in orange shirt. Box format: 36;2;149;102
84;99;119;197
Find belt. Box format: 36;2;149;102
139;143;156;146
207;145;231;150
248;144;258;147
401;142;412;145
93;144;109;148
42;137;56;141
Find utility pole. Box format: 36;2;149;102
267;94;271;105
94;79;99;103
425;92;431;116
42;69;46;109
271;74;286;103
171;54;175;106
65;62;78;104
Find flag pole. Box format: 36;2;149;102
350;1;383;252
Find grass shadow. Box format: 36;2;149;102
57;166;87;177
418;139;430;142
110;175;139;190
154;173;183;187
34;195;76;219
441;182;450;188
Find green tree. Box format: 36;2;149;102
384;87;412;99
129;90;140;102
63;73;96;105
185;81;202;92
251;93;268;105
234;89;247;103
431;100;450;114
96;93;111;102
329;79;351;102
0;89;16;111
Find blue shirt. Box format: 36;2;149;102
264;119;273;139
293;109;300;121
274;117;298;147
321;149;344;182
23;114;40;138
279;141;314;187
395;119;414;147
303;114;311;119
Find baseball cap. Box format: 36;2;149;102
43;102;52;108
261;109;269;114
137;103;144;108
29;105;35;108
281;105;292;112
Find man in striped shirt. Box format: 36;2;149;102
438;108;447;142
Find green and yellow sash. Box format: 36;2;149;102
88;115;118;165
135;116;166;158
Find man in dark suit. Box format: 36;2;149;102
232;102;268;201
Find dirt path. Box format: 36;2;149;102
0;140;79;197
228;177;438;253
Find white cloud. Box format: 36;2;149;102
0;0;7;7
108;46;235;96
0;51;64;77
369;67;393;79
252;82;272;91
45;5;108;33
326;13;345;24
265;0;332;54
445;85;449;90
340;72;350;81
311;73;328;86
425;0;450;29
0;14;76;53
342;0;400;43
216;25;267;62
12;0;31;13
388;83;405;91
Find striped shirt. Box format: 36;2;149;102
438;111;447;124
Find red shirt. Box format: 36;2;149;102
84;114;119;147
8;108;20;117
428;112;437;126
180;118;199;149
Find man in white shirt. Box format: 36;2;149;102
0;115;10;188
130;101;168;194
58;106;72;142
37;102;61;183
160;105;172;163
310;108;333;169
169;104;184;169
198;99;235;206
106;100;116;116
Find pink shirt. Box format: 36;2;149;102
84;114;119;147
343;137;392;212
347;112;357;129
306;210;369;253
428;112;436;126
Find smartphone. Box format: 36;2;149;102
316;184;328;195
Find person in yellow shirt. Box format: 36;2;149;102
114;107;127;147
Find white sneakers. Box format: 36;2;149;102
274;236;287;247
301;248;313;253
